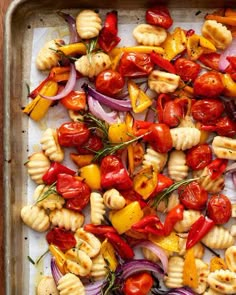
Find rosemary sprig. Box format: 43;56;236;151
84;37;98;63
35;249;50;264
201;242;220;258
27;255;35;265
150;177;199;208
93;133;148;162
35;182;57;204
49;47;78;62
83;112;109;139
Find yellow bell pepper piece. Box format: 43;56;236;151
110;46;164;58
108;122;130;143
23;80;58;121
109;201;143;234
133;167;158;200
162;27;186;60
58;42;87;56
70;153;94;168
199;36;216;52
100;239;118;271
187;34;216;61
221;73;236;97
128;80;153;113
149;231;179;252
210;256;227;272
49;245;67;274
80;164;101;190
183;247;198;289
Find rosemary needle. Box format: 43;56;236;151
34;182;57;204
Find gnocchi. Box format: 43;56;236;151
133;24;167;46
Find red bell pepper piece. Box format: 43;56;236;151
104;232;134;260
150;52;176;74
42;162;76;185
84;224;117;236
98;10;121;52
132;215;164;236
154;174;174;194
46;227;76;251
186;215;215;249
185;29;195;37
206;158;228;180
198;53;220;71
146;6;173;29
132;120;153;137
163;204;184;236
121;189;148;209
200;116;236;137
156;94;172;123
100;155;133;190
28;74;52;99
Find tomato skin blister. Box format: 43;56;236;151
22;6;236;295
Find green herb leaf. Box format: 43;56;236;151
35;249;50;265
27;256;35;265
83;112;109;139
35;182;57;204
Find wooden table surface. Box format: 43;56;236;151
0;0;11;294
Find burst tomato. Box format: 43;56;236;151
146;6;173;29
77;134;103;154
46;227;76;251
57;122;90;147
207;194;232;224
95;70;125;97
193;71;224;98
118;52;154;77
186;144;212;170
60;90;86;111
123;272;154;295
162;99;187;127
174;58;201;82
191;98;224;124
178;181;208;210
198;53;220;71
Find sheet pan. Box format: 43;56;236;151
4;0;236;294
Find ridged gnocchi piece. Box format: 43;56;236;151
21;205;50;232
178;234;205;258
201;226;234;249
133;24;167;46
193;259;209;294
156;192;180;213
74;228;101;258
164;256;184;288
170;127;201;150
207;269;236;294
230;224;236;237
36;39;64;71
168;150;188;181
26;152;51;184
225;246;236;272
232;204;236;217
57;273;85;295
40;128;64;162
202;20;232;50
49;208;84;232
90;253;107;280
174;210;201;233
65;248;92;277
103;188;126;210
90;192;106;225
34;184;65;211
75;52;111;78
212;136;236;160
37;276;58;295
193;168;225;193
148;70;180;94
142;147;168;172
76;10;102;39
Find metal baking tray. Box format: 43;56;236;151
4;0;236;294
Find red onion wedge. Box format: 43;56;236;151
225;162;236;174
57;11;80;44
134;240;168;274
51;258;63;285
84;280;105;295
87;95;118;124
41;63;77;100
219;38;236;71
152;287;195;295
233;172;236;188
83;83;132;111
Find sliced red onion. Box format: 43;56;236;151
41;63;77;100
84;280;105;295
233;172;236;187
225;162;236;173
219;38;236;71
57;11;80;44
134;241;168;274
87;95;118;124
50;258;63;285
167;287;195;295
83;84;132;111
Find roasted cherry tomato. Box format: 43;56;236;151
77;134;103;155
174;58;201;82
60;90;86;111
144;123;173;153
123;272;154;295
162;98;188;127
191;98;224;124
207;194;232;225
193;71;224;98
57;122;90;147
95;70;125;97
118;52;154;77
198;53;220;71
178;181;208;211
46;227;76;252
146;6;173;29
186;144;212;171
